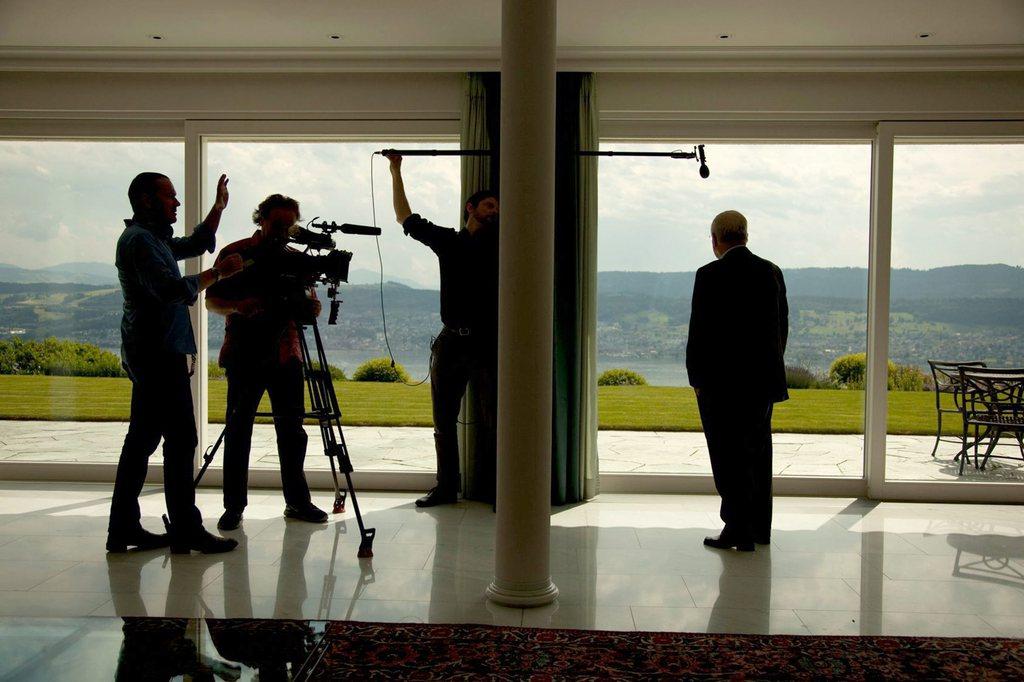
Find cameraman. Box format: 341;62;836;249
386;153;499;507
108;172;244;555
206;194;328;530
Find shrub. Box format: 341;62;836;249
598;368;648;386
829;353;867;389
352;357;409;383
828;352;929;391
785;365;824;389
0;337;124;377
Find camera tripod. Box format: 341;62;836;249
194;318;376;559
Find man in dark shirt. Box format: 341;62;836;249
108;172;244;554
386;153;499;507
206;194;328;531
686;210;789;552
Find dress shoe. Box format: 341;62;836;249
217;508;243;531
284;503;328;523
415;486;458;508
703;533;755;552
106;527;170;553
170;526;238;554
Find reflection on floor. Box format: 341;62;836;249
3;420;1023;480
0;617;327;681
1;483;1024;643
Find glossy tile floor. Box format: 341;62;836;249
1;483;1024;640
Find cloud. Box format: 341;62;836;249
598;142;873;271
205;140;459;289
596;141;1024;272
0;140;184;256
1;139;1021;277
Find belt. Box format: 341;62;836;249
444;326;473;336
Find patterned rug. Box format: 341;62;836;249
300;621;1024;680
100;617;1024;680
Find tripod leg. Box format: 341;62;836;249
301;320;376;557
324;439;347;514
193;425;228;488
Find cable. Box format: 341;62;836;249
369;151;430;387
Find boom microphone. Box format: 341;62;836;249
338;223;383;236
308;220;382;236
697;145;710;179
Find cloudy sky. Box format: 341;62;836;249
0;139;1021;288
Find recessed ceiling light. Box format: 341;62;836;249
718;34;732;40
149;35;163;40
917;32;932;38
329;34;342;40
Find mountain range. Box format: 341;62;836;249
5;261;1022;299
2;262;1021;376
598;263;1024;300
0;262;424;289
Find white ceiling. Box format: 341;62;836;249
0;0;1021;49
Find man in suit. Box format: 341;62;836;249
686;210;788;552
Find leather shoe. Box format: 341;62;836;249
284;503;328;523
170;526;238;555
703;533;755;552
217;509;243;531
415;486;458;508
106;527;170;553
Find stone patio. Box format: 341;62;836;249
1;420;1023;482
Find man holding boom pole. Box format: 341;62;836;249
385;153;500;507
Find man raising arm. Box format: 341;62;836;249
108;172;244;554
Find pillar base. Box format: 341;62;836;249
486;579;559;608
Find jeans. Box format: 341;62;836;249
109;353;202;535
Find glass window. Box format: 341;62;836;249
0;140;184;465
885;141;1024;482
597;142;872;478
202;140;460;474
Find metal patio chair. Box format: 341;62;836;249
957;367;1024;476
927;360;986;459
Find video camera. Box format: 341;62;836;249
275;218;381;324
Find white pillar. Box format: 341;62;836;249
486;0;559;608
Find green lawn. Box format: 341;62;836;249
0;375;953;436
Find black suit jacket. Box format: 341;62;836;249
685;245;789;404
